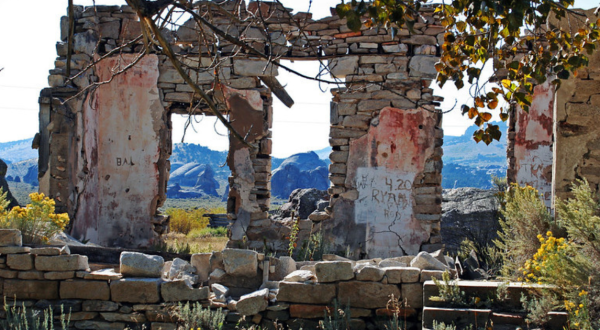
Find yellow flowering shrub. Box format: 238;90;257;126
0;192;69;244
519;231;589;288
166;208;209;235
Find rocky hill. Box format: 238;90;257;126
0;122;509;200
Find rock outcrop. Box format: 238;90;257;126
0;159;19;209
194;164;219;196
271;153;329;199
278;188;329;220
441;188;500;253
167;163;220;198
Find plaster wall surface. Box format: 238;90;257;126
72;54;165;247
513;81;554;207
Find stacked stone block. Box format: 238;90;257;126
0;229;459;330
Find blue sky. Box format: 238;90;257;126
0;0;597;157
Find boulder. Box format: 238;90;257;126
167;258;196;282
410;252;449;271
441;188;500;253
278;188;329;220
222;249;258;277
236;288;269;316
120;252;164;278
271;163;329;200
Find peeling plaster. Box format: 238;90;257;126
514;81;554;207
72;54;165;248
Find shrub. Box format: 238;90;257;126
187;226;227;239
495;184;552;279
166;208;209;235
0;192;69;244
1;299;71;330
177;302;225;330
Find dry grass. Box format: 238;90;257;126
163;232;228;254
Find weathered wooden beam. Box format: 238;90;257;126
259;76;295;108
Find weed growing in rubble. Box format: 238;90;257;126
319;299;351;330
1;299;71;330
382;294;407;330
0;192;69;244
177;301;225;330
287;212;300;257
430;271;467;307
432;321;456;330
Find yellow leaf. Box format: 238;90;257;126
468;107;479;119
501;79;511;89
480;112;492;121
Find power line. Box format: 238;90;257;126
0;85;45;90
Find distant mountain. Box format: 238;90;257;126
0;138;37;163
271;152;329;198
314;146;332;160
442;121;507;189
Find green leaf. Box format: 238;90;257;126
456;21;466;32
346;11;362;32
473;129;484;143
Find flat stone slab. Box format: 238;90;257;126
277;282;336;304
0;229;22;247
60;280;110;300
35;255;89;271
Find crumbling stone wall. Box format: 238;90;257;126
40;2;444;254
507;80;555;208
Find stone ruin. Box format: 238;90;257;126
36;1;444;257
35;1;600;258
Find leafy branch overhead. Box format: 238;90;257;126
338;0;600;144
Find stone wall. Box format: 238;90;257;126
506;80;554;208
0;229;454;330
39;2;444;253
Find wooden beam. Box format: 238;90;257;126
259;76;295;108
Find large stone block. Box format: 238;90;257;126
7;254;34;270
120;252;164;278
277;282;336;304
0;229;22;247
408;56;439;78
222;249;258;277
110;278;162;303
161;280;209;302
236;288;269;316
315;261;354;282
35;255;89;271
338;282;401;309
4;280;59;300
402;283;424;309
60;280;110;300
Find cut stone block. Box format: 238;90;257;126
110;278;162;303
315;261;354;283
120;252;164;278
60;280;110;300
35;255;89;271
4;279;59;300
277;282;336;304
160;280;209;302
338;282;401;309
7;254;34;270
222;249;258;277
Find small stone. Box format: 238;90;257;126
100;312;147;323
84;268;122;280
236;288;269;316
222;249;258;277
283;270;315;283
410;252;449;271
110;278;162;304
161;280;209;302
211;283;230;302
7;254;34;270
356;266;385;282
315;261;354;283
82;300;119;312
0;229;22;247
191;253;211;282
209;268;226;281
120;252;164;278
167;258;195;280
35;255;89;271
